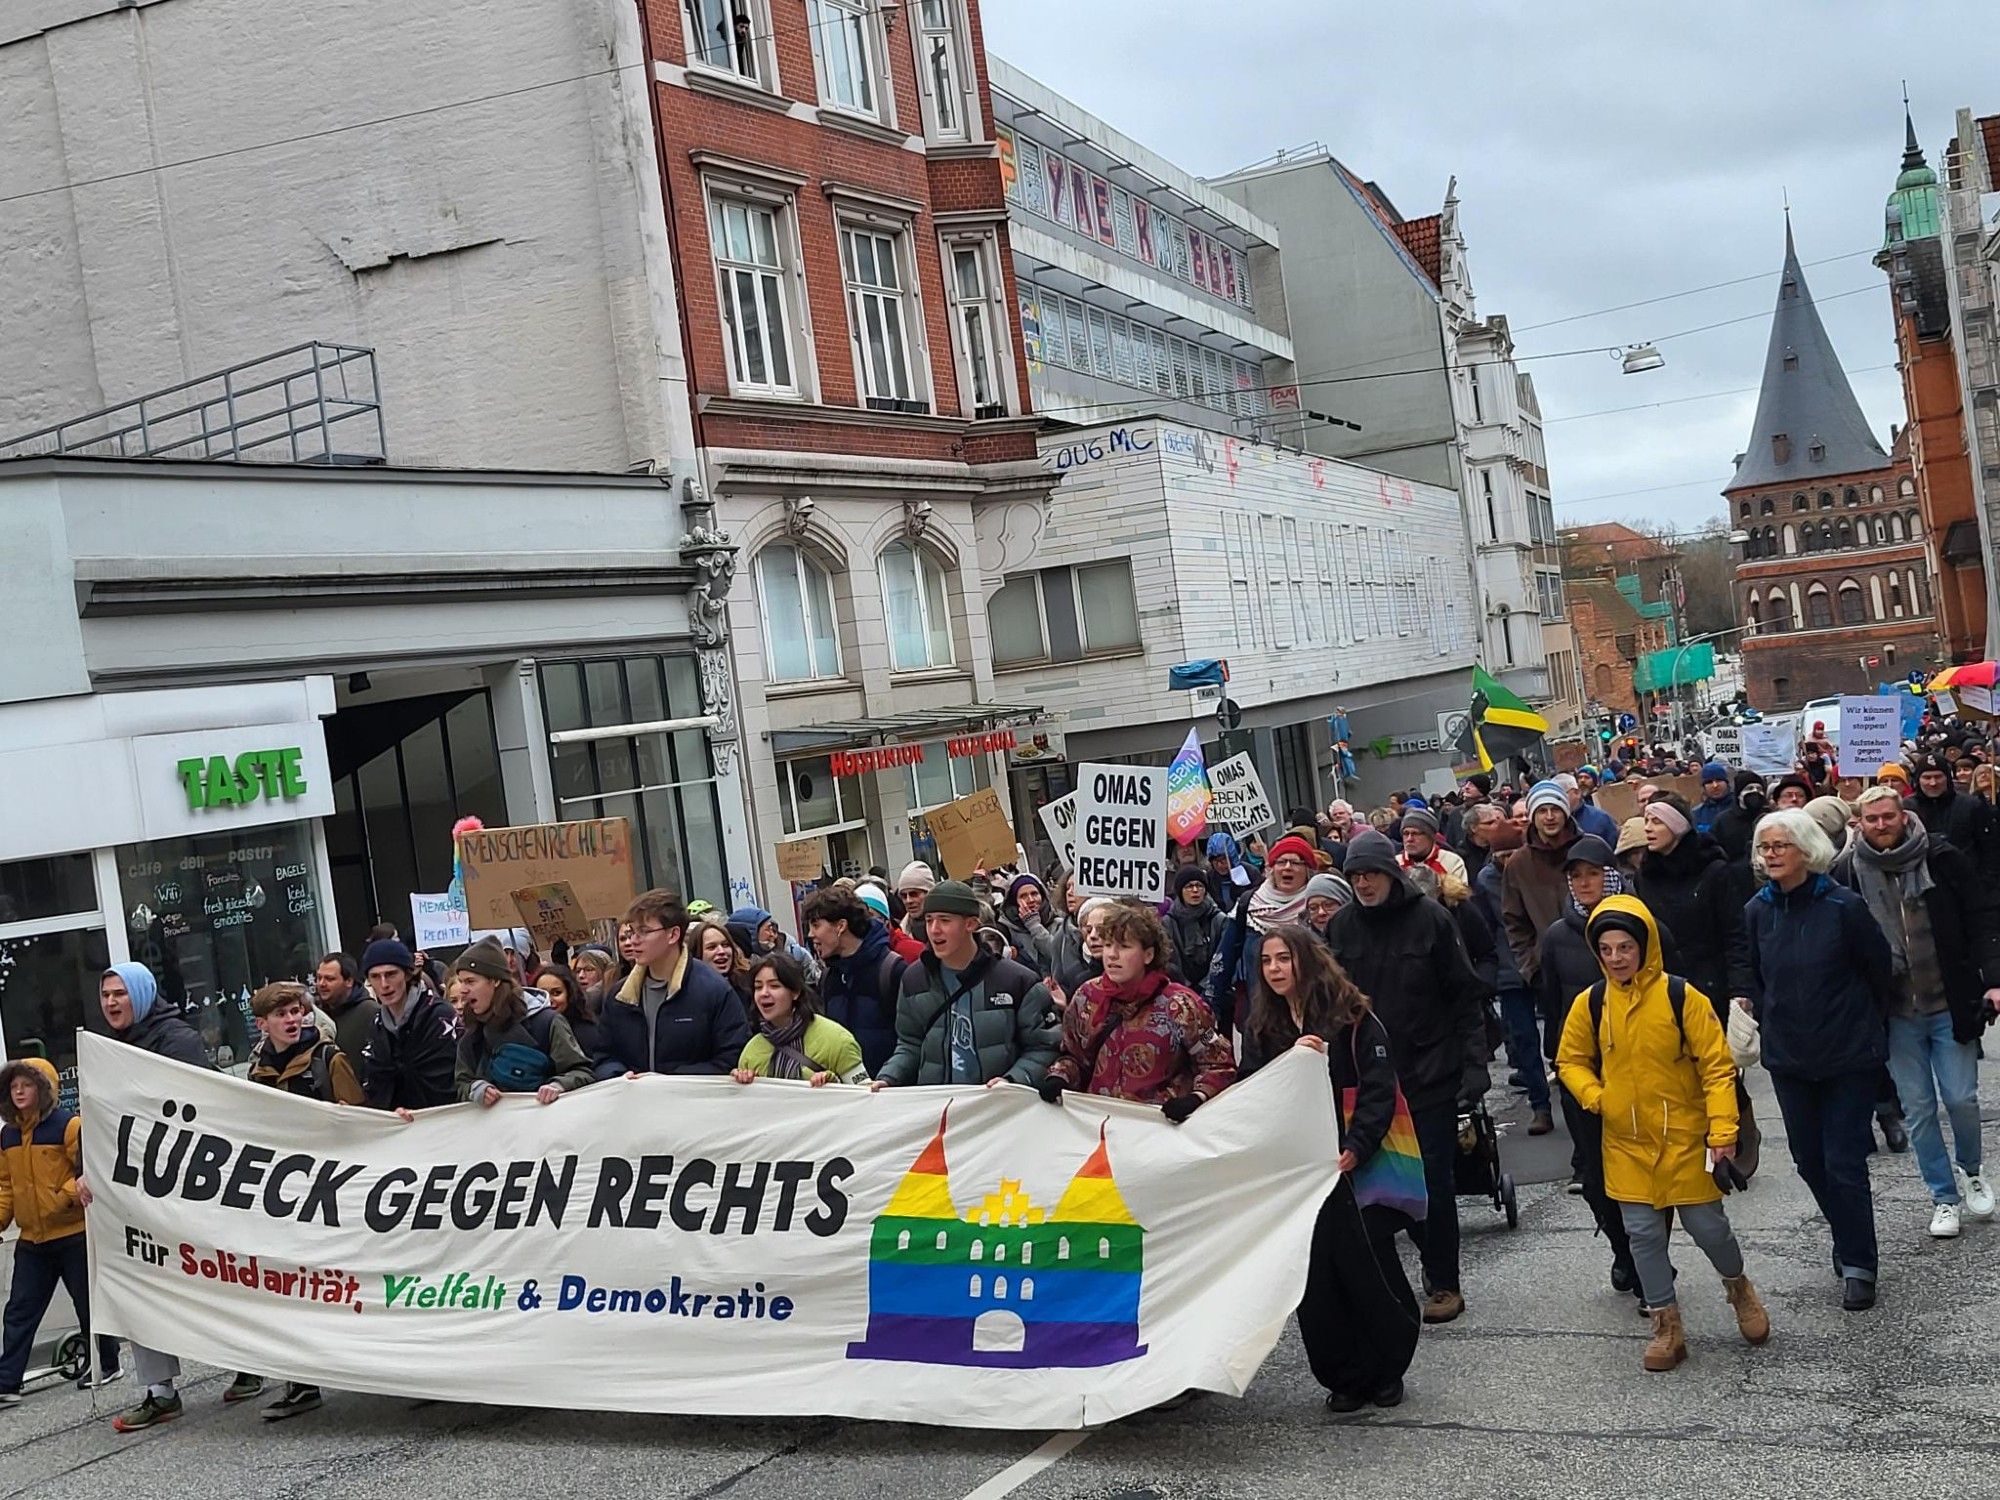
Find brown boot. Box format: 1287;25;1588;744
1723;1274;1771;1345
1642;1303;1687;1371
1528;1109;1555;1136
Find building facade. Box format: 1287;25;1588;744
1728;224;1937;710
1879;110;1988;663
1941;109;2000;659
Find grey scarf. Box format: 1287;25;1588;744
1850;821;1935;975
761;1013;815;1080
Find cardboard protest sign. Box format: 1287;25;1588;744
80;1034;1339;1429
776;836;828;884
1836;696;1901;778
1038;792;1080;872
927;787;1017;878
511;882;594;950
409;892;469;950
1206;753;1275;835
457;819;636;927
1073;762;1168;901
1594;780;1640;825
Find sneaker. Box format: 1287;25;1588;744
222;1373;264;1404
1565;1178;1586;1196
1422;1289;1465;1324
111;1391;184;1431
1956;1167;1996;1221
0;1392;21;1408
77;1367;125;1392
262;1384;322;1422
1931;1202;1963;1239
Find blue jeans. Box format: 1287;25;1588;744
1498;988;1549;1111
0;1233;120;1394
1885;1010;1983;1204
1769;1069;1879;1282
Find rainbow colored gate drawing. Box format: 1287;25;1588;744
845;1112;1147;1369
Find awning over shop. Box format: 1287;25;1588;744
768;702;1045;755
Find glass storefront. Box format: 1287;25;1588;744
0;853;111;1112
117;821;325;1069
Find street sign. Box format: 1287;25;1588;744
1435;710;1469;753
1616;713;1637;732
1217;697;1244;730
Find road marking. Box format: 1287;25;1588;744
959;1430;1093;1500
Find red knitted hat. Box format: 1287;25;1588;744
1267;834;1319;867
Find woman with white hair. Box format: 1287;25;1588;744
1743;807;1898;1312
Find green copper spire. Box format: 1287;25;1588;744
1886;101;1942;245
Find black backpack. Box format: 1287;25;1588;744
1582;976;1690;1060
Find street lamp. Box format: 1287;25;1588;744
1664;622;1763;744
1617;344;1666;375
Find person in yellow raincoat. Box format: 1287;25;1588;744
1557;894;1771;1371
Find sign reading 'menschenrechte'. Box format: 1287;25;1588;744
1072;762;1168;901
81;1034;1337;1428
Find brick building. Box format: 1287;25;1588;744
640;0;1061;901
1728;221;1939;710
1565;578;1651;723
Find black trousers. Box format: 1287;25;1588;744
1556;1079;1636;1274
0;1233;120;1393
1296;1181;1421;1398
1406;1100;1462;1295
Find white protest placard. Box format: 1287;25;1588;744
1959;684;1993;716
1037;792;1079;871
1420;768;1458;799
409;891;469;949
1740;721;1798;776
1934;689;1958;717
1073;762;1168;901
1206;752;1275;834
1836;695;1901;777
1708;724;1744;766
79;1033;1338;1429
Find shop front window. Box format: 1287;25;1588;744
0;852;110;1111
906;741;991;866
117;823;325;1069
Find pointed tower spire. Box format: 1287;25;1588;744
1725;219;1888;495
1051;1122;1139;1226
883;1108;960;1220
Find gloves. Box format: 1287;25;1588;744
1036;1075;1068;1105
1161;1093;1203;1125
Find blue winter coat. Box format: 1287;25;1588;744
1744;874;1896;1080
1574;800;1619;845
816;919;906;1075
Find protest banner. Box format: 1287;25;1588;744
511;881;594;950
776;836;828;884
80;1034;1338;1429
1073;762;1168;901
457;819;636;927
1741;721;1799;775
1594;780;1639;825
1836;696;1901;778
1550;740;1588;773
1165;729;1211;845
409;891;469;950
1038;792;1080;872
927;787;1017;878
1958;684;1994;717
1708;724;1744;766
1206;752;1275;835
1935;689;1958;718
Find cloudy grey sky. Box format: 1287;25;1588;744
982;1;2000;530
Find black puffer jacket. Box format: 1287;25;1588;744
1912;786;1998;877
1631;833;1751;1013
119;1006;213;1070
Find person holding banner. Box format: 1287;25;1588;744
358;939;460;1114
1037;904;1234;1118
451;939;596;1105
731;953;870;1085
534;963;604;1062
601;891;752;1079
1239;924;1422;1412
803;889;909;1075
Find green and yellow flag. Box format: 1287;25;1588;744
1452;665;1549;771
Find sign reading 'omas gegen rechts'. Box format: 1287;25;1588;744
176;746;309;811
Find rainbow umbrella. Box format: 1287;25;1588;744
1927;662;2000;691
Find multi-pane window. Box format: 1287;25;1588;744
985;560;1141;666
915;0;966;139
711;197;795;394
947;242;1005;417
879;541;954;670
841;226;917;408
810;0;880;116
684;0;766;86
757;545;842;682
1086;307;1114;378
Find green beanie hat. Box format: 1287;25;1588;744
921;880;984;918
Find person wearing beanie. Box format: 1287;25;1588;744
1500;781;1582;991
1710;772;1769;866
896;860;940;936
1207;831;1322;1041
1325;830;1490;1324
1876;763;1912;791
873;881;1057;1088
996;873;1056;978
1303;870;1355;928
451;939;594;1107
1398;805;1469;886
358;932;459;1116
857;883;926;963
1631;794;1752;1024
1168;866;1229;990
1693;762;1736;839
1804;795;1855;845
1772;774;1816;811
1910;753;2000;879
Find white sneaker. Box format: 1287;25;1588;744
1931;1202;1962;1238
1957;1167;1996;1221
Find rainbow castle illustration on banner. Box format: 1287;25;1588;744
846;1111;1147;1369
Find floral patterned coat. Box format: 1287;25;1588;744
1045;970;1237;1103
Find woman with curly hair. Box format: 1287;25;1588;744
1240;923;1424;1414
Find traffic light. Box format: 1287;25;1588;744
1599;726;1614;743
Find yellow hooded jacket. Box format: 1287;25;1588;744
0;1058;85;1244
1556;894;1739;1210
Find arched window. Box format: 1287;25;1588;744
1838;580;1865;624
1098;1237;1112;1259
1890;575;1905;614
879;540;954;671
1020;1242;1032;1265
1594;663;1615;697
1760;496;1775;516
897;1229;911;1250
1837;519;1854;548
1844;487;1860;507
1806;585;1833;629
1819;491;1834;509
1748;598;1762;627
1020;1278;1035;1302
1782;522;1798;554
1870;576;1886;619
1872;517;1887;544
994;1275;1008;1301
1905;511;1922;541
1900;477;1917;500
756;544;842;682
968;1273;982;1297
1764;526;1778;555
1889;512;1906;542
935;1229;948;1250
1820;521;1836;550
1792;493;1808;512
1871;485;1884;503
970;1240;984;1261
1057;1236;1070;1260
1766;591;1791;633
1739;501;1752;521
994;1243;1006;1263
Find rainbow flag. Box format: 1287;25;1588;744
1166;729;1210;845
1340;1083;1428;1222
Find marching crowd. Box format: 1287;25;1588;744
6;709;2000;1425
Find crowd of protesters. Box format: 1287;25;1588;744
8;704;2000;1427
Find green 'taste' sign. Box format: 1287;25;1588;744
176;748;308;812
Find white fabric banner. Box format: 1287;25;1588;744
81;1034;1338;1428
1740;721;1798;776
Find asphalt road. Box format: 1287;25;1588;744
5;1066;2000;1500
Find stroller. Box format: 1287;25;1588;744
1453;1097;1519;1229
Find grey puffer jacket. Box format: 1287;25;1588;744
876;949;1058;1087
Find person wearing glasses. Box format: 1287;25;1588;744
597;889;751;1079
1743;808;1897;1311
1207;834;1322;1043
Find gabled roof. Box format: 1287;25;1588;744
1982;117;2000;190
1567;577;1643;629
1391;215;1442;287
1561;521;1675;566
1725;220;1890;493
